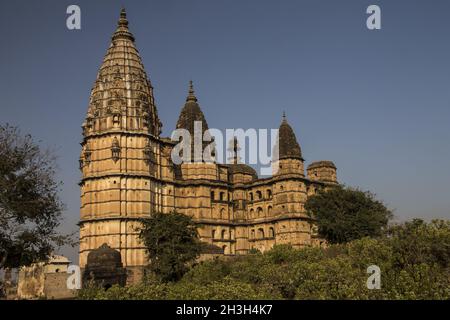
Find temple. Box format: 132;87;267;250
79;9;338;284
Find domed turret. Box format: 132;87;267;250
272;113;304;176
86;243;123;268
176;81;213;162
307;161;337;184
83;243;126;288
275;112;303;160
176;81;209;134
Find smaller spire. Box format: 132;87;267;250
282;111;287;122
227;137;241;164
186;80;198;102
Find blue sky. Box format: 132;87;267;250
1;0;450;262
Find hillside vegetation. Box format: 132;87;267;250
79;219;450;300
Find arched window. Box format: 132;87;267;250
221;229;226;239
249;192;254;201
251;229;255;239
220;192;225;201
280;185;284;191
211;191;215;201
256;190;262;199
212;229;216;239
269;227;275;238
220;208;226;219
249;208;254;219
222;245;227;254
267;189;272;198
267;206;273;216
258;228;265;239
257;207;263;216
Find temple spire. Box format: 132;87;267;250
83;8;161;137
186;80;198;102
274;111;303;161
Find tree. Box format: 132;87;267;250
305;185;392;244
138;211;202;282
386;219;450;269
0;124;70;269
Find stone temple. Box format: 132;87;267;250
79;9;338;284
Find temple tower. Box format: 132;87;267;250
271;114;310;247
79;9;163;282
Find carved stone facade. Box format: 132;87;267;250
79;9;338;284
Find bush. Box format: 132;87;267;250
79;219;450;300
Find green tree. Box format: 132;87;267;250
138;211;202;282
305;185;392;244
386;219;450;269
0;124;71;269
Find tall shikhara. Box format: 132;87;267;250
80;9;339;285
79;9;165;281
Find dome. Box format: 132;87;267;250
228;163;258;180
48;255;70;265
83;243;127;288
176;81;209;134
307;161;336;170
86;243;123;268
175;81;212;160
273;114;303;160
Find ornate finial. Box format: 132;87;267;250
282;111;286;121
186;80;198;102
118;8;128;26
112;7;135;41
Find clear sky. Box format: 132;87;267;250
1;0;450;263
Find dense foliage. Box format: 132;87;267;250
80;219;450;300
138;212;203;282
0;124;70;269
305;185;392;244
